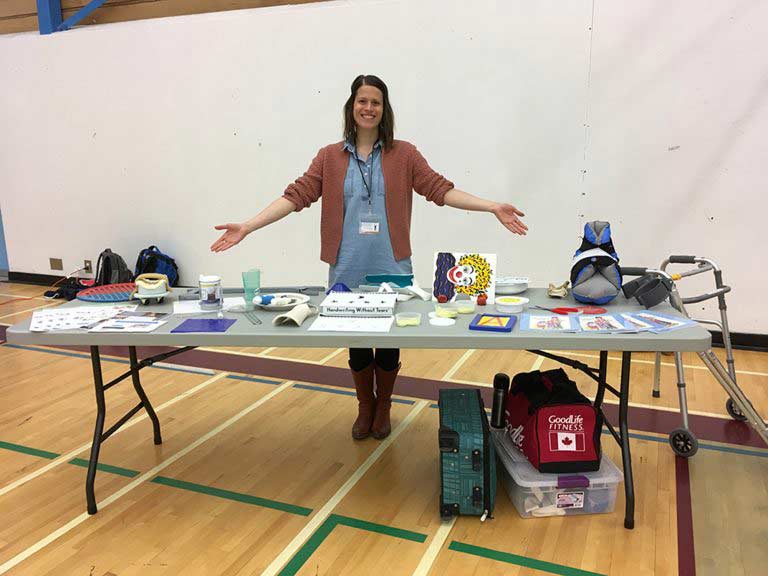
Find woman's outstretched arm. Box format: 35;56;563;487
442;188;528;235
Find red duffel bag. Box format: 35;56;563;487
505;368;602;473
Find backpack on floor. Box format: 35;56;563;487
570;221;622;305
43;277;89;301
134;245;179;287
505;368;602;473
94;249;133;286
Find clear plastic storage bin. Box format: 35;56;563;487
492;429;623;518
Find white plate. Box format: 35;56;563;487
429;317;456;326
496;284;528;295
497;276;529;295
254;292;310;311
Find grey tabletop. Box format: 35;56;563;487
6;288;711;352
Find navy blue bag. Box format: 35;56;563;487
570;221;622;305
135;245;179;286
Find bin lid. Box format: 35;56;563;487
491;429;623;489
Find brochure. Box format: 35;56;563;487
89;311;169;333
578;314;632;333
627;311;696;333
520;314;581;332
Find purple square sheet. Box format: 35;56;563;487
170;318;236;333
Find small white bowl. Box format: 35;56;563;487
434;303;459;318
496;296;529;313
497;276;529;295
395;312;422;327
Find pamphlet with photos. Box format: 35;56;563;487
627;311;696;333
520;314;581;332
578;314;631;333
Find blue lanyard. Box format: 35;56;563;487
355;150;373;207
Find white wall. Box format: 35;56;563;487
0;0;766;332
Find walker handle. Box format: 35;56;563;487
682;287;731;304
620;267;647;277
669;255;697;264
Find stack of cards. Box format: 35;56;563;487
520;311;696;334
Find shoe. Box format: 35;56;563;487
350;362;375;440
372;362;401;439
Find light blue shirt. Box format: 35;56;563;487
328;140;413;289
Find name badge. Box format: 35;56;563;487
359;211;380;235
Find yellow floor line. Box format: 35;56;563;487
0;301;60;320
0;379;295;574
0;293;48;301
548;350;768;378
142;345;768;379
261;400;429;576
0;372;229;498
439;359;737;419
197;347;268;357
444;377;493;388
441;350;475;381
412;516;457;576
198;346;343;366
257;354;329;365
318;347;345;365
598;398;732;419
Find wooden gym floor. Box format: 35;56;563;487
0;282;765;576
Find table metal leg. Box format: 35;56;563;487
594;351;609;409
128;346;162;445
84;345;195;513
86;346;107;515
619;351;635;529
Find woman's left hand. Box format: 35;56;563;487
491;203;528;235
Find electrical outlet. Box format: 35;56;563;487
49;257;63;271
84;260;92;274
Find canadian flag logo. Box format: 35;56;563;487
549;431;585;452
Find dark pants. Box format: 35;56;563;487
349;348;400;372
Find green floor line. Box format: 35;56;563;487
334;514;427;542
0;440;59;460
279;516;338;576
68;458;140;478
448;541;606;576
278;514;428;576
151;476;312;516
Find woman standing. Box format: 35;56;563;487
211;74;527;440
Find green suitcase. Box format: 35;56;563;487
438;388;497;520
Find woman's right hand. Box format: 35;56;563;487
210;223;248;253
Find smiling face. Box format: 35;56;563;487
353;85;384;132
447;264;477;287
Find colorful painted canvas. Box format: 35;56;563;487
432;252;496;304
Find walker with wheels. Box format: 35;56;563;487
621;255;768;457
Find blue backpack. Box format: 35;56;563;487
570;221;622;305
135;245;180;286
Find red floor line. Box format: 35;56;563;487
675;457;696;576
51;344;764;448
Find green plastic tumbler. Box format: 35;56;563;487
242;268;261;308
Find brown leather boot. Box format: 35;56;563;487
372;362;401;439
350;362;376;440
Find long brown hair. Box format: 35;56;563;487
343;75;395;150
